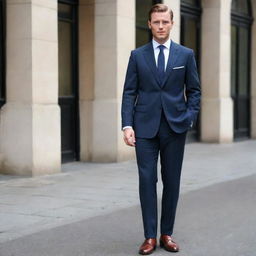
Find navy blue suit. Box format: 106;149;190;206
121;41;200;238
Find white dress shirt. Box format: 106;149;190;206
152;38;172;71
123;39;172;131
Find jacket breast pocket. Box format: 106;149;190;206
172;66;185;70
171;66;185;80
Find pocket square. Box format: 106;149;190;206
172;66;185;70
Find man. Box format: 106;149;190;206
121;4;200;255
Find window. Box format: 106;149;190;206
180;0;201;142
0;0;5;108
232;0;251;16
180;0;201;66
182;0;200;5
136;0;162;48
58;0;79;162
231;0;252;138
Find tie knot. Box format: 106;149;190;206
158;45;165;52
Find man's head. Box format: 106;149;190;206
148;4;174;44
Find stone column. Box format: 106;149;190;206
0;0;60;175
200;0;233;142
91;0;135;162
164;0;180;43
251;0;256;139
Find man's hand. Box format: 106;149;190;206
123;128;136;147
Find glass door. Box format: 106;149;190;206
58;0;79;162
231;0;252;138
0;0;5;108
180;0;201;142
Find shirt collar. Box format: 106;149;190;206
152;38;172;50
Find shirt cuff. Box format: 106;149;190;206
122;126;132;130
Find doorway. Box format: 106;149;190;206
180;0;202;142
58;0;79;162
231;0;253;139
0;0;5;108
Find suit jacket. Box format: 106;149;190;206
121;40;201;138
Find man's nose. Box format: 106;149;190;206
159;22;163;29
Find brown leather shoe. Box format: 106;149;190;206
159;235;179;252
139;238;157;255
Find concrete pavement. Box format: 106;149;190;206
0;174;256;256
0;140;256;255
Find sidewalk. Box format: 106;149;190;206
0;140;256;245
1;174;255;256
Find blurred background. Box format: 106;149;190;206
0;0;255;176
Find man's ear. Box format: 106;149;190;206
148;20;151;29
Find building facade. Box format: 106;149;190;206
0;0;255;176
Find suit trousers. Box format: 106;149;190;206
135;111;187;239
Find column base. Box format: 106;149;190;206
201;97;233;143
0;103;61;176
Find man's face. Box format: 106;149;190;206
148;11;173;43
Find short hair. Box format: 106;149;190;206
148;4;173;21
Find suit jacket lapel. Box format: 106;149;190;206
162;41;179;87
142;42;161;86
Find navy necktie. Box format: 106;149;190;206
157;45;165;84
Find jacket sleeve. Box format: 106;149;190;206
185;49;201;123
121;51;138;129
